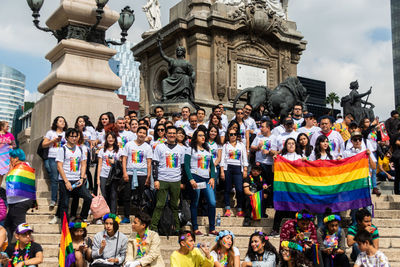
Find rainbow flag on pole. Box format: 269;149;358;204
6;162;36;200
59;212;75;267
0;145;10;175
273;151;371;213
250;190;263;220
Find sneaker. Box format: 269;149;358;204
236;211;245;217
224;209;231;217
209;230;219;235
243;217;251;227
96;219;102;225
121;217;130;224
372;188;381;197
49;201;56;208
268;230;279;237
49;216;60;224
194;230;203;235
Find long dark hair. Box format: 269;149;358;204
190;129;209;152
82;115;94;128
96;113;111;132
177;128;188;146
208;114;223;130
153;122;166;140
296;133;313;157
281;138;298;155
51;116;68;131
103;131;119;153
245;232;279;264
314;135;333;160
207;125;222;146
279;249;313;267
74;116;86;132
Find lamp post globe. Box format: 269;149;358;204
118;6;135;32
26;0;44;18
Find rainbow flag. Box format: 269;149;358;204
132;150;145;163
0;145;10;175
250;190;263;220
197;155;211;169
273;152;371;213
228;150;241;160
166;153;179;168
59;212;75;267
69;157;80;172
6;162;36;200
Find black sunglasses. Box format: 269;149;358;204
157;128;165;132
352;137;362;142
229;133;238;137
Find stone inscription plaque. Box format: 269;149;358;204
236;63;267;90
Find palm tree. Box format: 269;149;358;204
325;92;340;115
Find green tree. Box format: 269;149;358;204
325;92;340;115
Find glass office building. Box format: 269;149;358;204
108;40;141;102
0;64;25;127
392;0;400;107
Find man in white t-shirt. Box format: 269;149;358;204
116;117;135;149
175;106;191;130
272;118;299;152
186;114;198;140
243;104;257;134
297;113;321;138
150;126;184;232
51;128;92;224
292;103;304;131
150;106;165;129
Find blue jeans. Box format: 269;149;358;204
190;174;216;231
44;158;59;202
224;165;244;210
371;168;377;188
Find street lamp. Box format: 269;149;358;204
26;0;134;46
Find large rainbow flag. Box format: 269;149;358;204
6;162;36;200
0;145;10;175
59;212;75;267
250;190;263;220
274;151;371;213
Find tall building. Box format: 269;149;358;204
0;64;25;126
392;0;400;107
108;40;141;102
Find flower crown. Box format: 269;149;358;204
68;222;88;229
295;212;314;220
254;231;269;241
216;230;235;242
281;241;304;252
323;215;341;224
102;213;121;224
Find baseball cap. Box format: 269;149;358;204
16;223;33;234
304;113;314;119
284;118;294;125
351;131;362;139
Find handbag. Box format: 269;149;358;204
90;186;110;220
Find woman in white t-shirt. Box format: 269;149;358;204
235;108;249;150
207;125;222;183
184;129;217;236
309;135;334;161
151;123;167;150
207;114;226;143
210;230;240;267
42;116;68;207
129;119;138;141
280;138;302;161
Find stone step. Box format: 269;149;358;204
374;210;400;218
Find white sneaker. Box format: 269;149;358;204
49;201;56;208
96;219;102;225
49;216;60;224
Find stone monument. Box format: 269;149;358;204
132;0;306;115
25;0;126;180
143;0;162;33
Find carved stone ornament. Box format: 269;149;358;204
57;24;106;44
215;40;227;100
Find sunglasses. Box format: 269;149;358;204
236;112;243;115
157;128;165;132
229;133;237;137
352;138;362;142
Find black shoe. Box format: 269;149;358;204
243;218;251;227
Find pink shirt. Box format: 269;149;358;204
0;132;14;145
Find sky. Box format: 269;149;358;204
0;0;393;119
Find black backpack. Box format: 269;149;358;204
158;201;175;238
140;187;157;216
36;139;49;160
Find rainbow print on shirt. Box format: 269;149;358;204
228;149;241;160
121;136;128;148
329;140;336;152
262;140;271;150
104;156;111;167
197;155;211;169
165;153;179;168
132;150;145;164
70;157;80;172
210;149;217;159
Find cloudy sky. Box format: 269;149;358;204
0;0;393;118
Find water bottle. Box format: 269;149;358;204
216;213;221;226
71;181;81;190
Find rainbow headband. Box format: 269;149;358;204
68;222;88;229
102;213;121;224
295;212;314;220
323;215;341;224
216;230;235;242
281;241;304;252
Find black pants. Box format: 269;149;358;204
395;162;400;194
322;252;350;267
259;163;274;207
122;176;133;218
57;181;93;220
132;175;148;206
272;210;295;232
4;200;33;239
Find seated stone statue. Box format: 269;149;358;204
157;35;196;103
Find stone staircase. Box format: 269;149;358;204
25;191;400;266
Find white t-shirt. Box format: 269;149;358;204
220;142;248;168
244;116;257;132
151;137;167;151
208;141;222;166
86;126;96;138
273;131;299;151
45;130;66;158
82;129;94;141
238;122;247;146
153;143;184;182
293;117;304;130
185;126;198;138
251;134;275;165
308;151;335;161
271;125;285;136
122;141;153;176
185;147;213;178
96;130;105;145
98;149;122;178
56;145;87;181
119;130;136;149
342;147;377;162
210;247;240;264
297;126;321;138
175;119;190;130
310;130;344;159
282;152;302;161
150;118;158;129
355;251;389;267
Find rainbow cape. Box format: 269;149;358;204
273;151;371;213
250;190;263;220
6;162;36;200
0;145;10;175
59;212;75;267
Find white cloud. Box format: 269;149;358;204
24;90;42;103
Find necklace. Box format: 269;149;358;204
249;175;262;184
12;241;31;266
136;228;148;258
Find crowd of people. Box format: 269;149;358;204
0;103;398;266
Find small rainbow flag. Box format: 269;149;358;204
69;157;80;172
166;153;179;168
250;190;263;220
121;136;128;148
228;150;241;160
0;145;10;175
273;151;371;213
53;139;66;148
262;140;271;150
197;155;211;169
59;212;75;267
132;150;145;163
6;162;36;200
